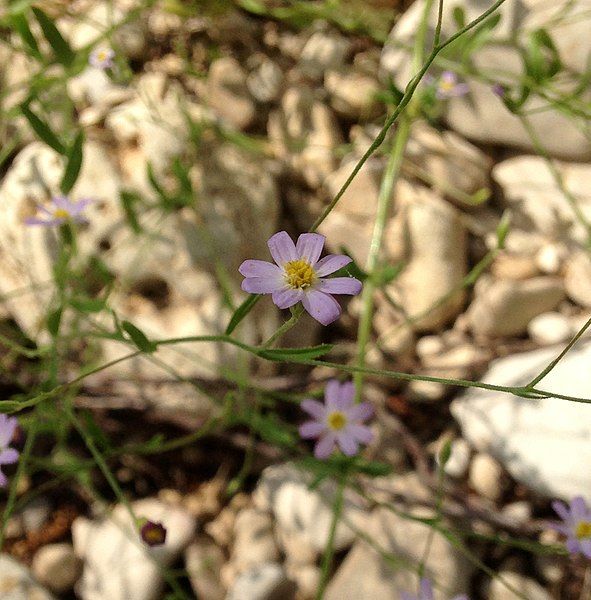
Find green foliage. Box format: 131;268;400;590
20;104;66;154
121;321;158;353
60;131;85;194
31;7;75;66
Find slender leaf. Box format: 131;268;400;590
9;13;42;60
121;321;157;353
120;190;142;234
47;307;63;337
69;296;107;313
20;104;66;154
60;131;84;194
257;344;334;362
32;7;74;66
225;294;261;334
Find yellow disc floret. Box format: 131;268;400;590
53;208;71;220
576;521;591;539
284;259;316;289
327;411;347;431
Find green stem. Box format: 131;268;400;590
261;304;304;348
0;410;40;550
354;115;412;400
309;0;510;233
66;406;190;600
316;475;347;600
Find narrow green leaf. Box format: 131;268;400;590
249;413;296;446
257;344;334;362
225;294;261;335
9;13;42;60
121;320;157;353
146;162;170;205
60;131;84;194
69;296;106;313
452;6;466;28
32;7;74;66
21;104;66;154
47;307;63;337
120;190;142;233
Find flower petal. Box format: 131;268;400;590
317;277;362;296
239;260;282;279
24;217;60;226
314;433;337;459
241;276;284;294
552;500;571;523
268;231;297;266
0;468;6;488
566;537;581;556
336;431;359;456
334;382;355;410
346;401;374;423
315;255;353;277
299;421;325;439
571;496;588;520
295;233;325;265
301;399;326;420
581;538;591;558
272;288;304;310
301;290;341;326
420;578;434;600
347;424;374;445
52;196;73;210
324;380;341;410
0;416;18;448
0;448;19;465
72;198;94;213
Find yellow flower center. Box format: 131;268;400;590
576;521;591;539
327;411;347;431
53;208;71;220
284;259;316;289
439;79;455;92
97;51;108;61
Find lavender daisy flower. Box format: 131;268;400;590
401;578;469;600
0;414;20;488
435;71;470;100
89;47;115;70
299;380;374;459
551;496;591;558
239;231;362;326
25;196;92;227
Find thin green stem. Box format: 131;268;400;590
0;409;40;550
316;475;347;600
354;115;412;400
526;315;591;388
262;304;305;348
309;0;510;234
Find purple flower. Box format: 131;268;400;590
401;578;469;600
89;47;115;70
551;496;591;559
25;196;92;227
0;414;19;488
299;380;374;459
139;519;167;547
239;231;362;326
435;71;469;100
492;83;506;98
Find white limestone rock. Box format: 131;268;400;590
451;342;591;500
72;498;196;600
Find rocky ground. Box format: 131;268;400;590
1;0;591;598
